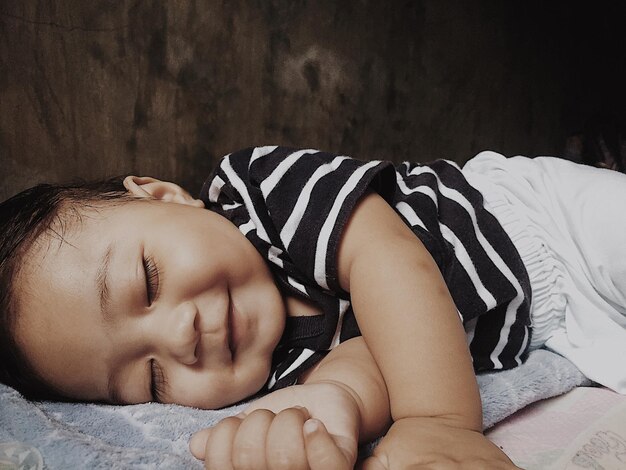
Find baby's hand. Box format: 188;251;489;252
360;417;521;470
189;407;350;470
190;382;360;469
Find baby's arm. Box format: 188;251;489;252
337;191;479;425
329;191;518;468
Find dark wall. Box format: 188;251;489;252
1;1;625;200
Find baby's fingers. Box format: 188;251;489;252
202;416;243;470
265;407;311;470
189;427;211;459
304;419;353;470
232;409;274;470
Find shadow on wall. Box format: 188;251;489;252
1;1;625;200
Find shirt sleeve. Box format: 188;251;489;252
199;146;396;295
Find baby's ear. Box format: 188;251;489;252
123;176;205;208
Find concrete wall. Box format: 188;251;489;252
1;1;624;200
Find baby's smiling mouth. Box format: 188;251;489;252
193;295;234;364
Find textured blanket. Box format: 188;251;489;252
0;349;591;469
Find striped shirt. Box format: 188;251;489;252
199;146;531;391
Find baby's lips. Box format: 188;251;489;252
189;428;211;459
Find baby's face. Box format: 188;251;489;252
13;192;286;409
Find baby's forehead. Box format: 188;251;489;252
24;194;188;278
49;196;153;234
22;201;122;268
16;207;117;309
12;226;84;329
35;203;103;250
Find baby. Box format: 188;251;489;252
2;146;626;469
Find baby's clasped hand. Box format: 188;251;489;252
189;382;359;469
189;409;350;470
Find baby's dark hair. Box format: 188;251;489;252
0;177;132;401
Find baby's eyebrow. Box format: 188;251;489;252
96;243;114;326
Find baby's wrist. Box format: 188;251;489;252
302;379;361;410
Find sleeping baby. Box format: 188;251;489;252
3;146;626;468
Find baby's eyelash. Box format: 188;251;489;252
150;359;166;403
143;255;160;304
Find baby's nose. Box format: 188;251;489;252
159;301;199;365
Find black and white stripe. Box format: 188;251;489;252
200;147;531;390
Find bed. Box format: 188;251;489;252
486;386;626;469
1;349;619;469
